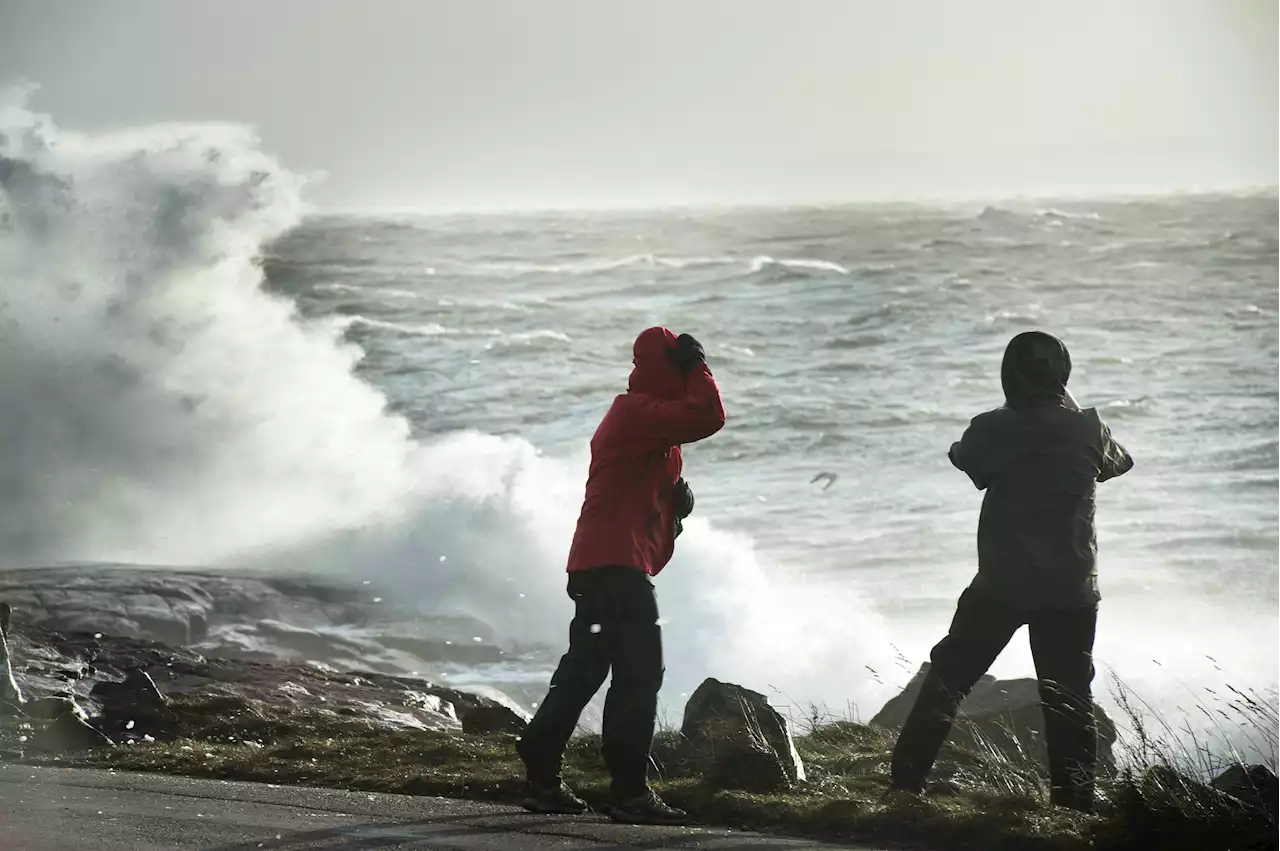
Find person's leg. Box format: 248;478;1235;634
597;567;664;800
890;587;1024;792
582;567;684;824
1028;604;1099;813
517;571;611;797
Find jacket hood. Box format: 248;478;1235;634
628;326;686;401
1002;330;1072;410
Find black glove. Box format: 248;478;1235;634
672;477;694;519
667;333;706;375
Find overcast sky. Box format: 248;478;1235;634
1;0;1275;210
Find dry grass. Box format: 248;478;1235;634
35;695;1092;850
11;679;1274;851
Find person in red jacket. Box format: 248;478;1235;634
516;327;725;824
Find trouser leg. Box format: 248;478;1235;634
598;568;664;800
1029;604;1099;812
518;572;611;786
890;587;1023;791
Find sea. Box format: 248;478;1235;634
1;91;1276;759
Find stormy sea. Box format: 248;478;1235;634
0;91;1275;761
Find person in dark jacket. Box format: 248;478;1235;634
889;330;1133;812
517;326;726;824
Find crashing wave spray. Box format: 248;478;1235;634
0;86;901;717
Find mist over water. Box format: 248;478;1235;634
1;88;1275;761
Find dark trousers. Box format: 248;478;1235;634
890;587;1099;811
517;565;664;799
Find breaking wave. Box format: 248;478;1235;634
0;86;900;717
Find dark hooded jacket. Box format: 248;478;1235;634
565;327;726;577
948;332;1134;609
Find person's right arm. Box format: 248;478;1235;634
628;365;726;448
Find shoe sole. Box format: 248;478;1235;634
521;799;589;816
606;810;688;826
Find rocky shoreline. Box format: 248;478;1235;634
2;567;1276;850
0;564;1116;776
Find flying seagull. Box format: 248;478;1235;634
810;472;838;491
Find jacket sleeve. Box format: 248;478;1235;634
626;366;726;448
949;414;996;490
1096;422;1134;482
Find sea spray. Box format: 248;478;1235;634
0;86;903;720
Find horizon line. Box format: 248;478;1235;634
313;183;1279;219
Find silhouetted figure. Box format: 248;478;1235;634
517;327;725;824
890;331;1133;812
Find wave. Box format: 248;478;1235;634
749;255;850;275
0;87;901;716
337;315;454;337
452;254;849;278
337;316;570;347
1036;208;1103;222
436;297;542;312
976;205;1103;223
482;329;572;350
316;282;421;300
1094;397;1153;419
463;254;673;276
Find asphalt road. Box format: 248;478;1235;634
0;766;889;850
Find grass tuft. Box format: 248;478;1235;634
14;678;1274;851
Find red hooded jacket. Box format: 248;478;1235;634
565;327;726;577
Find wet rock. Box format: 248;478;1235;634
402;692;460;726
680;678;806;792
24;696;87;721
870;663;1119;772
1212;763;1278;815
0;568;538;740
1;601;26;715
32;712;114;752
92;670;179;739
0;565;518;679
459;704;529;736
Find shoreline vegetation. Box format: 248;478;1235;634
2;621;1275;851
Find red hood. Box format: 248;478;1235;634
628;326;686;401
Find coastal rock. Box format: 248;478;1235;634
459;704;529;736
871;663;1118;772
680;678;806;792
1212;763;1278;815
1;601;25;715
32;711;114;752
0;565;516;681
4;622;534;739
24;695;88;721
92;669;180;739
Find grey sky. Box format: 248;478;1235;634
1;0;1275;210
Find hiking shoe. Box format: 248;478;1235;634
880;786;925;807
1050;787;1096;814
520;781;589;815
607;789;688;825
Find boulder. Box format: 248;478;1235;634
24;696;88;721
871;663;1118;772
92;669;180;739
459;704;528;736
0;601;26;715
32;712;114;752
1212;764;1278;815
680;678;806;792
